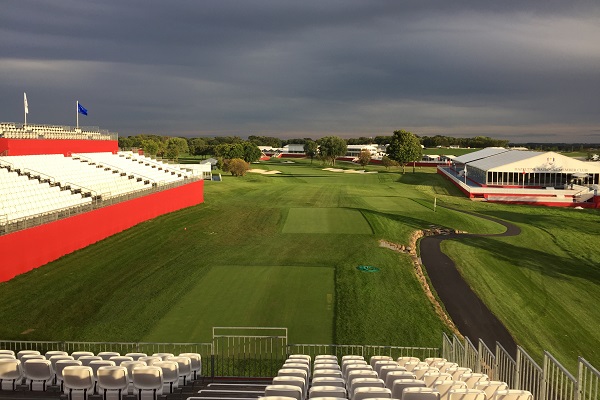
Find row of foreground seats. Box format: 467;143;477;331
255;354;534;400
0;349;201;400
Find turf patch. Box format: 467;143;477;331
143;265;335;343
282;208;373;234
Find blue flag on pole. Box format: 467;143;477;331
78;103;88;116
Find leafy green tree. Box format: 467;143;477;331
304;140;318;164
141;139;159;156
317;136;347;166
188;138;208;156
214;143;244;160
165;137;189;161
223;158;250;176
118;137;133;150
381;156;398;170
242;142;262;163
357;149;372;167
386;130;422;173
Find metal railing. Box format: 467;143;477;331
516;346;543;399
578;357;600;400
1;332;598;399
543;351;577;400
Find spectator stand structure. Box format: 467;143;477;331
0;328;597;400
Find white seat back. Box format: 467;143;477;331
402;387;441;400
97;352;121;361
447;388;486;400
391;379;426;400
97;365;129;400
0;359;23;391
492;390;534;400
153;361;179;393
23;359;53;391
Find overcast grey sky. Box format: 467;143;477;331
2;1;599;142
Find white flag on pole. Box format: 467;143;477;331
24;93;29;114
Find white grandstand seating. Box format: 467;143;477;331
385;371;417;388
353;386;392;400
380;366;408;382
75;152;189;186
131;365;164;400
179;352;201;380
0;122;115;141
309;384;347;398
391;379;427;399
153;360;179;394
350;377;386;399
423;372;452;387
166;355;193;385
459;373;488;389
414;367;440;380
473;381;508;399
62;366;94;400
432;380;468;400
447;388;486;400
96;366;129;400
402;387;441;400
23;359;53;391
55;360;82;390
492;390;534;400
265;384;303;400
0;359;22;391
312;377;346;388
273;376;306;398
375;360;398;374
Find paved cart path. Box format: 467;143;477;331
420;208;520;356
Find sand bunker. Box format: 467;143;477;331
248;169;282;175
323;168;377;174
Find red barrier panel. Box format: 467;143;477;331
0;180;204;282
0;138;118;156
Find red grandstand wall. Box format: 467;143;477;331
0;138;118;156
0;180;204;282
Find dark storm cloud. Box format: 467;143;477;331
1;1;599;141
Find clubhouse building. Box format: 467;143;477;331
438;148;600;207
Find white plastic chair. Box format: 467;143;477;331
447;388;486;400
153;360;179;394
264;384;303;400
151;352;174;361
492;390;533;400
385;371;416;389
396;357;420;367
272;376;306;399
402;387;441;400
23;359;53;391
89;360;115;393
96;366;129;400
179;352;201;380
124;352;147;361
71;351;95;360
55;360;82;391
109;356;134;365
97;352;121;361
63;366;94;400
391;379;426;399
309;385;347;399
132;366;163;400
311;377;345;388
138;356;162;366
474;381;508;398
423;372;452;388
350;378;386;400
0;359;22;391
167;356;192;386
353;386;392;400
458;373;488;389
17;350;41;362
433;380;468;400
121;360;147;394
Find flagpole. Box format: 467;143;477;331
76;100;79;129
24;93;28;126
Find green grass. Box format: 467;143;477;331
282;208;373;234
144;265;335;344
0;159;597;373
